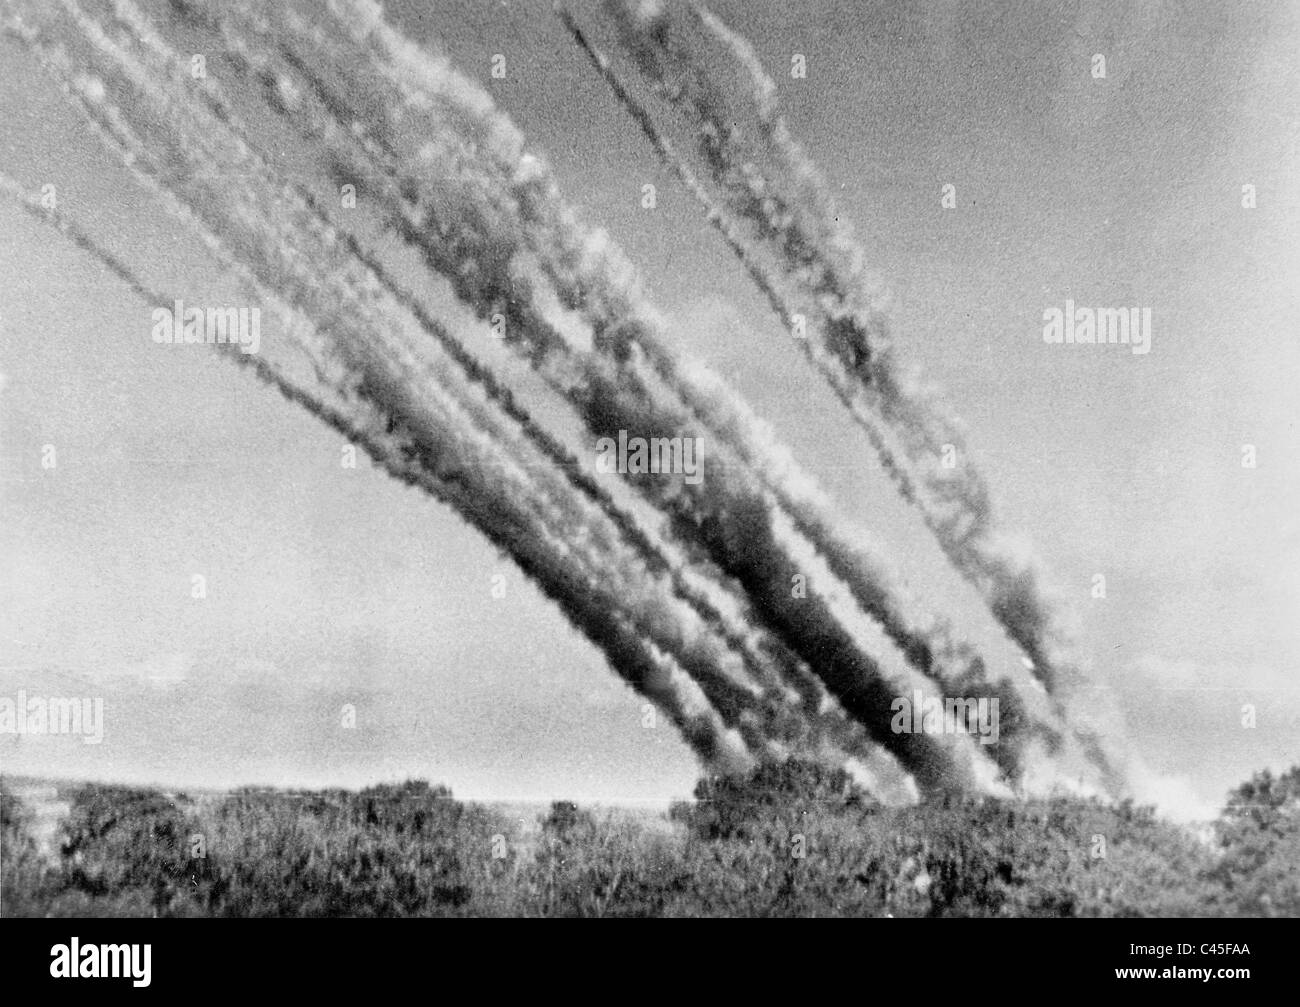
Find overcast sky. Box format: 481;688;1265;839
1;0;1297;819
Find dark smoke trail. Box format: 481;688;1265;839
3;0;1091;797
300;0;1054;776
1;162;764;769
0;5;800;772
78;0;833;740
229;0;1015;793
88;0;871;760
592;0;1084;701
555;4;1018;699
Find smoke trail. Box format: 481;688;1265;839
5;0;1051;796
589;0;1125;789
592;0;1083;701
251;0;957;674
84;0;880;764
305;0;1063;776
97;0;855;745
2;162;762;770
227;0;1018;792
555;5;1009;696
48;0;987;787
1;3;807;772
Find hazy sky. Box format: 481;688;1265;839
1;0;1297;818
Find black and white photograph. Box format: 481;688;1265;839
0;0;1296;946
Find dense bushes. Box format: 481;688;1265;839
2;763;1295;917
1208;767;1300;917
1;791;56;917
189;781;508;916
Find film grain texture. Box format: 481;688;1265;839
1;0;1297;919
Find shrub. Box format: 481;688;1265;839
4;764;1295;918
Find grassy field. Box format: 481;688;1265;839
2;762;1296;917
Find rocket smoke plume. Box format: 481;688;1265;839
1;0;1124;799
94;0;993;790
552;5;1043;721
267;0;1059;756
586;0;1091;707
222;0;1050;789
3;0;780;773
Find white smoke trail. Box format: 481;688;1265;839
1;1;806;772
239;0;1017;792
586;0;1127;789
4;161;762;770
105;0;851;738
592;0;1101;713
4;0;1040;796
555;6;1015;696
307;0;1066;776
59;0;1002;786
87;0;872;759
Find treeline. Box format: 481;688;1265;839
2;763;1296;917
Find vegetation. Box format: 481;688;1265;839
3;763;1296;917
